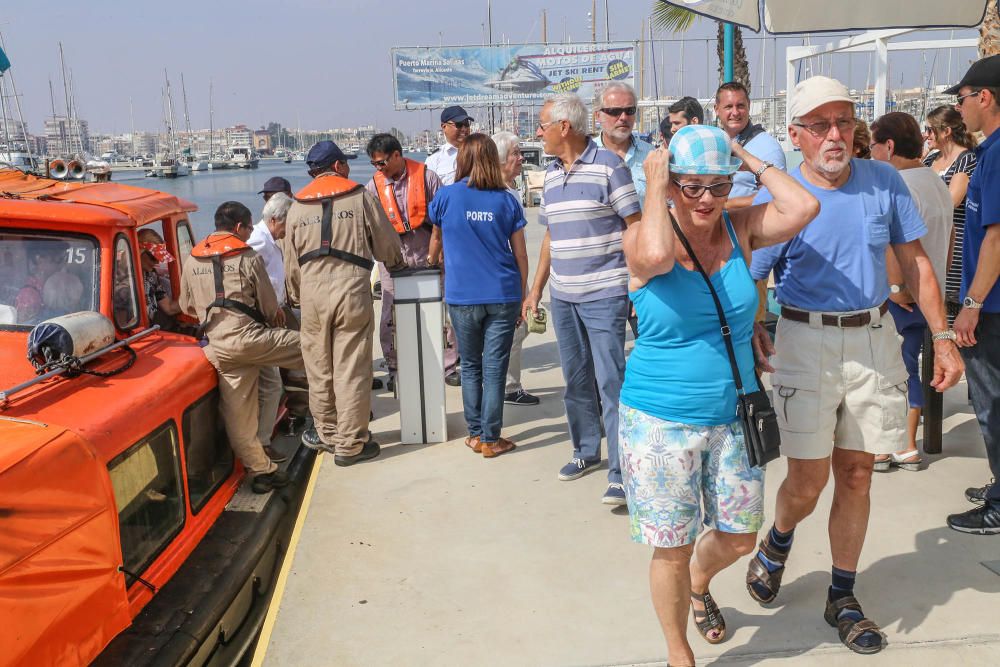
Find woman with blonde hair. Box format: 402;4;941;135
428;133;529;458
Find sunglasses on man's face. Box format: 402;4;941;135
447;120;472;129
956;90;981;106
370;156;393;168
600;106;637;118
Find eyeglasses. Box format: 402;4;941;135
537;120;559;131
923;126;935;134
600;106;637;117
791;118;856;137
956;90;981;106
671;179;734;199
447;120;472;129
370;157;391;168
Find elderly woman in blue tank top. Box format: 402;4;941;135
620;125;819;665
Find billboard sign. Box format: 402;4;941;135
391;42;636;110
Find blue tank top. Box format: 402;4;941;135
621;213;759;426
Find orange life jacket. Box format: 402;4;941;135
292;173;374;270
372;158;429;234
190;232;267;325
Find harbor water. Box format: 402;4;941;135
124;156;398;237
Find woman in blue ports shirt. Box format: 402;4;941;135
620;125;819;665
428;134;529;459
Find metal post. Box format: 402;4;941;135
724;23;734;83
874;37;888;119
921;329;944;454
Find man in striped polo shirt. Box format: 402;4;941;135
523;93;643;506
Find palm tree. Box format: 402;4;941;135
651;2;751;94
981;0;999;57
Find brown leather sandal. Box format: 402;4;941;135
465;436;482;453
746;538;788;604
824;594;887;655
482;437;516;458
690;589;726;644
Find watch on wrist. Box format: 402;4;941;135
932;329;957;342
889;284;903;295
963;295;984;309
753;161;774;186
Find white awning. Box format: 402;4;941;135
661;0;991;34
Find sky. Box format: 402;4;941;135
0;1;983;137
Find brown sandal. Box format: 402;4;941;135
690;590;726;644
746;538;788;604
824;594;887;655
482;437;516;458
465;436;482;453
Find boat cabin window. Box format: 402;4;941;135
183;390;235;513
108;422;185;586
176;221;194;268
112;233;140;330
0;231;99;327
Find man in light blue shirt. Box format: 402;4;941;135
714;81;786;207
744;75;963;657
594;82;654;207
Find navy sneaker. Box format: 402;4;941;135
504;389;540;406
947;503;1000;535
602;482;627;506
966;479;995;504
558;457;601;481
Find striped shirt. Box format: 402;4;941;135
539;137;641;303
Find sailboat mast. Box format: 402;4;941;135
129;97;136;159
209;80;214;159
180;72;193;155
58;43;74;155
0;32;31;157
163;70;176;157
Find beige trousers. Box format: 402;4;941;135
299;280;374;456
205;327;304;475
505;320;528;394
257;366;284;446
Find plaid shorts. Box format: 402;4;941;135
618;404;765;548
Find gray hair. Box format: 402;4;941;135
491;131;520;162
545;93;589;134
597;81;637;109
261;191;293;222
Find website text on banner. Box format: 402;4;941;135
391;42;636;110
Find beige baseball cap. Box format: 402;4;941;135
788;76;854;119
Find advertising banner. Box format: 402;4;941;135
391;42;636;110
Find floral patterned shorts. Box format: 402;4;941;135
619;404;765;548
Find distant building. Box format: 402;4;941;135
43;115;90;155
225;124;252;150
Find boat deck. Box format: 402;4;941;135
256;210;1000;666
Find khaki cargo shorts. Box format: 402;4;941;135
770;306;908;459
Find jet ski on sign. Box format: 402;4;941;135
484;57;550;93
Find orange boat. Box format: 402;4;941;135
0;168;314;667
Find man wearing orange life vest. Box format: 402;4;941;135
365;133;461;388
286;141;405;466
179;201;305;494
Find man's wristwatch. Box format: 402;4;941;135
753;161;774;186
963;295;984;309
889;284;903;295
932;329;958;342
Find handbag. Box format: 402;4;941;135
670;217;781;468
526;306;547;334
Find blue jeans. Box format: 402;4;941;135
550;295;628;483
448;302;520;443
961;311;1000;503
888;301;927;409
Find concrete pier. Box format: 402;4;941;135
259;209;1000;666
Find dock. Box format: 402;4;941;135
257;209;1000;666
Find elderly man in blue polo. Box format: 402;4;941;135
523;92;642;506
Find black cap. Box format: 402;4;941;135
306;141;349;169
944;54;1000;95
441;106;474;124
257;176;292;194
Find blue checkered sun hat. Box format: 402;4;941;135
669;125;742;175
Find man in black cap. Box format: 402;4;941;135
284;141;404;466
258;176;292;202
945;54;1000;535
425;105;473;185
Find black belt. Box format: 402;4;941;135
780;302;888;328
